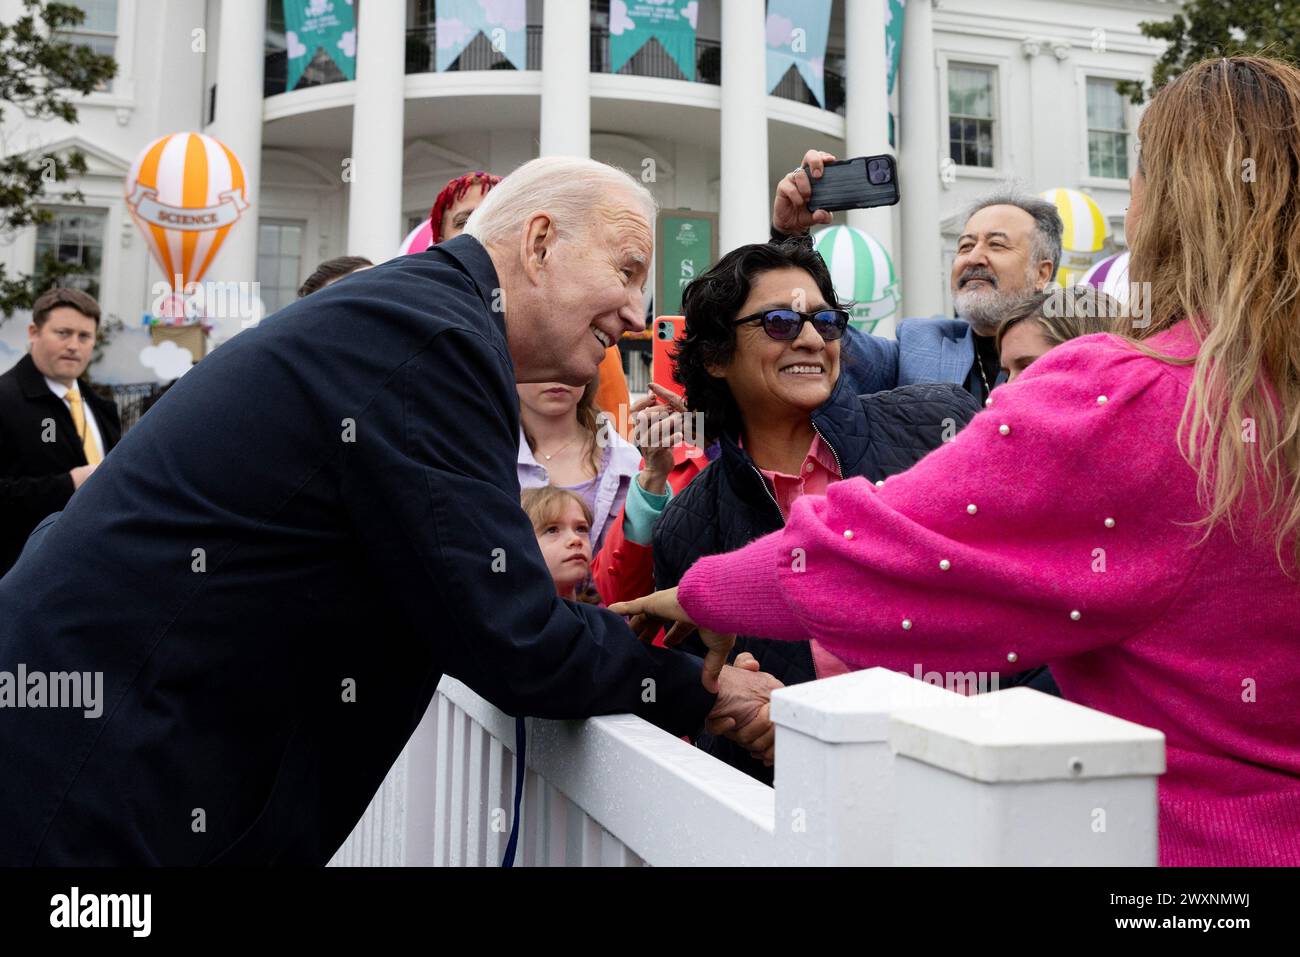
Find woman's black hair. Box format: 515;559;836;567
675;240;843;440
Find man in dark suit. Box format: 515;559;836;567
0;287;121;576
0;157;779;865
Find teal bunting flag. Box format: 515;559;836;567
609;0;699;81
886;0;905;95
434;0;527;72
283;0;356;91
765;0;832;107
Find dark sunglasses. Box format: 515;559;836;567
732;308;850;342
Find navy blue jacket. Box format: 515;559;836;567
0;234;715;865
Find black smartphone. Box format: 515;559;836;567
805;155;900;213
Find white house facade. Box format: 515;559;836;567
0;0;1174;383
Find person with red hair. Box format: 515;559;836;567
428;171;502;244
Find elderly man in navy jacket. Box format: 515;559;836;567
0;157;778;865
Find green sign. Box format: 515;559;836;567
284;0;357;92
655;210;717;316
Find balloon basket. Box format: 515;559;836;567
149;323;207;360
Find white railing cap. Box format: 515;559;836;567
888;687;1167;783
771;667;957;743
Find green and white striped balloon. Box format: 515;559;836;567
812;225;900;336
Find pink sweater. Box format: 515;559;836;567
679;322;1300;866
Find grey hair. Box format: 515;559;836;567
464;156;658;248
964;191;1063;277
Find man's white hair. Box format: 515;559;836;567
463;156;657;248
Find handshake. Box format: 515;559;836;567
611;587;781;767
703;651;781;766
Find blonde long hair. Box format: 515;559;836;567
1121;56;1300;571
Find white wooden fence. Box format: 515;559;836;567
328;667;1165;867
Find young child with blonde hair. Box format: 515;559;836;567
521;486;600;604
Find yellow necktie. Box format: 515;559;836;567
66;387;102;465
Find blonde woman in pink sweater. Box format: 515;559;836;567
613;56;1300;866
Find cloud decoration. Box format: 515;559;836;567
139;341;195;381
610;0;636;36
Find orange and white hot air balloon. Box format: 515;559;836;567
125;132;248;321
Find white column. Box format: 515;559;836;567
844;0;892;254
719;0;769;252
770;668;955;865
346;0;406;262
898;0;944;318
890;688;1165;866
205;0;267;336
539;0;590;157
673;142;709;210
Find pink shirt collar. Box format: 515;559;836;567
750;432;842;522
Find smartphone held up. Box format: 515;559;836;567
651;316;687;400
805;155;900;214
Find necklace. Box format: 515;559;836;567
973;346;992;400
539;435;579;462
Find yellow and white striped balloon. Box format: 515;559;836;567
1039;187;1109;286
125;132;249;295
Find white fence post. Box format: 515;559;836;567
769;667;957;865
889;687;1166;866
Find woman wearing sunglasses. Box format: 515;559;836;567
650;241;981;781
